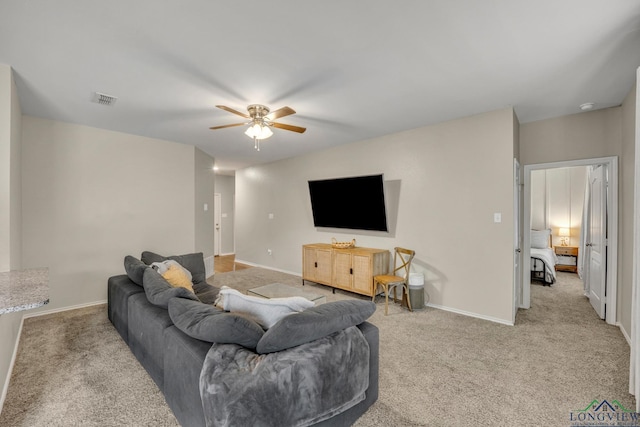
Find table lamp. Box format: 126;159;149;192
559;228;570;246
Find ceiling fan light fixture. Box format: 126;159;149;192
244;123;273;140
258;125;273;139
210;104;305;152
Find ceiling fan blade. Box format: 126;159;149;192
209;122;246;130
266;106;296;120
271;122;306;133
216;105;250;119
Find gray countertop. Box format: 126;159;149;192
0;268;49;315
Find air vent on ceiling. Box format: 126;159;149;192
91;92;117;106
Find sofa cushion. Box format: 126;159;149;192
141;251;206;285
215;286;314;329
168;297;265;351
128;292;174;390
256;300;376;354
124;255;148;286
142;268;198;309
108;274;145;343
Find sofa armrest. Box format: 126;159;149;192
108;274;144;344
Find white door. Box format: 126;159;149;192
513;159;522;322
214;193;221;256
586;165;607;319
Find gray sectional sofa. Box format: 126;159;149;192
107;251;379;426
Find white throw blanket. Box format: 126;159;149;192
215;286;314;329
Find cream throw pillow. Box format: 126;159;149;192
162;264;194;292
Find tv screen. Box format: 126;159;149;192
308;174;388;232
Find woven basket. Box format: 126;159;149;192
331;238;356;249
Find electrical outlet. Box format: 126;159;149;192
267;249;272;256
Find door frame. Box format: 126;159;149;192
521;156;618;325
214;193;222;256
513;158;522;324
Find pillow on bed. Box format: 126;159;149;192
531;229;551;249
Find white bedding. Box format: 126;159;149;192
530;247;558;284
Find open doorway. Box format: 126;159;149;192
520;156;618;325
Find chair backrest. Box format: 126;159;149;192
392;247;415;280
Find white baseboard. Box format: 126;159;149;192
233;262;512;326
233;259;301;278
618;322;631;346
426;302;515;326
23;300;107;319
204;255;214;278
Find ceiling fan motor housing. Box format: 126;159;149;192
247;104;270;119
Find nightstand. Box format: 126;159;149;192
554;246;578;273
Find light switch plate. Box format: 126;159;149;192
494;212;502;223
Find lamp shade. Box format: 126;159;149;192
559;227;570;237
245;123;273;140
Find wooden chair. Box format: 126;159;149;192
372;247;415;315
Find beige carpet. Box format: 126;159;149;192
0;270;634;426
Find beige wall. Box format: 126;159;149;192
20;117;204;310
0;65;10;270
194;147;215;260
0;64;23;410
520;107;622;165
620;83;636;337
521;101;634;336
0;64;21;271
9;69;21;271
236;108;516;323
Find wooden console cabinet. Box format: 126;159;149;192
302;243;389;297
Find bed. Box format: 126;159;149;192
530;229;558;286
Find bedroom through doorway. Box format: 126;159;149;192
520;157;618;325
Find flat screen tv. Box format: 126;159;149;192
308;174;388;232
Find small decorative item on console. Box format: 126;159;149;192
331;238;356;249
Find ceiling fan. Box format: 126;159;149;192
209;104;306;151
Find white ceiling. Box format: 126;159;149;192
2;1;639;174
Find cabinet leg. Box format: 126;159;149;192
332;288;335;294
